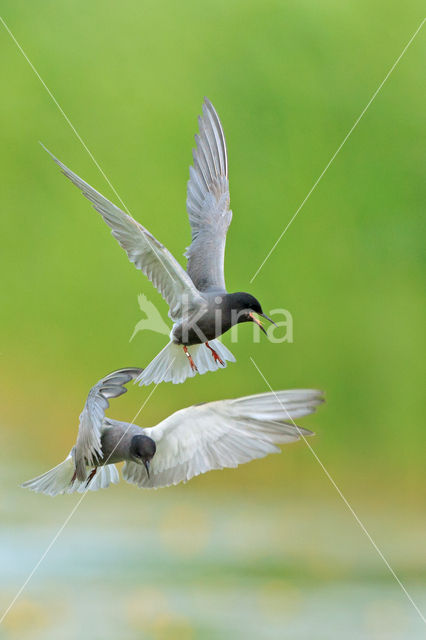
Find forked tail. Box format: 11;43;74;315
21;454;119;496
136;339;236;385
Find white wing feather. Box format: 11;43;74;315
122;389;323;489
43;146;204;321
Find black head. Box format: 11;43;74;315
231;292;263;314
227;292;276;334
130;434;156;478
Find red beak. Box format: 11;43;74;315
249;312;267;335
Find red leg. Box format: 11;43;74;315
85;468;97;488
205;341;225;366
183;346;198;372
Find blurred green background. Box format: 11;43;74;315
0;1;425;638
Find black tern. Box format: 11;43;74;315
42;98;277;385
22;369;324;495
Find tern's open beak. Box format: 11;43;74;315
143;459;150;479
260;312;277;327
249;312;267;335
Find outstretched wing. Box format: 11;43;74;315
185;98;232;292
74;368;142;480
43;146;204;321
122;389;324;489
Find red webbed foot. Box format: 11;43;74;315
183;346;198;372
205;342;225;366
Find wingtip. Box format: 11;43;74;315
317;391;326;405
107;366;144;379
203;96;216;113
297;426;315;438
39;142;59;163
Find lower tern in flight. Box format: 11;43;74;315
22;369;324;495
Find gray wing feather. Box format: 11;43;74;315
43;145;204;321
74;368;142;480
185;98;232;292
